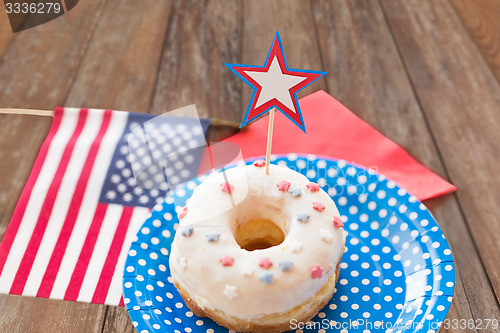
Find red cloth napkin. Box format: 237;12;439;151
224;90;456;201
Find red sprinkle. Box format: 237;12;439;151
220;255;235;266
311;265;324;279
220;182;234;193
306;182;320;192
259;257;273;269
333;216;344;228
312;201;326;212
276;180;291;192
177;206;188;219
253;160;266;167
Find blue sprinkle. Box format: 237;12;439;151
279;259;293;272
288;186;302;197
206;231;221;242
180;226;193;237
260;272;274;285
296;212;311;223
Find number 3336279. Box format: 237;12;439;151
442;318;498;330
5;2;61;14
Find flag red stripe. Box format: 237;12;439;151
0;108;64;275
9;109;89;295
64;203;108;301
91;206;134;304
36;110;113;298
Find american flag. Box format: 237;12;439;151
0;107;209;305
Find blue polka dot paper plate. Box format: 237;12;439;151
123;155;455;333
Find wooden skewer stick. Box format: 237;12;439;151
265;108;275;175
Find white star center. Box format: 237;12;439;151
245;56;307;112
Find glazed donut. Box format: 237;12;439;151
169;161;346;332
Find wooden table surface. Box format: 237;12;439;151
0;0;499;332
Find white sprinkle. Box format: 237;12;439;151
223;285;238;300
240;262;254;276
179;257;187;269
320;229;333;243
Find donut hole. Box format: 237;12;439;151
229;193;290;251
233;219;286;251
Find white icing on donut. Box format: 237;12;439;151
169;163;344;319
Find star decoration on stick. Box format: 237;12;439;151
225;31;326;133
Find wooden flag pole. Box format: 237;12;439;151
0;108;242;127
0;108;53;117
265;108;275;175
0;108;242;141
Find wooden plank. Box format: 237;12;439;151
380;0;500;320
0;0;106;110
242;0;327;107
425;196;489;333
101;306;136;333
0;6;16;58
312;0;500;330
0;0;109;331
149;0;242;121
0;296;106;332
64;0;173;112
450;0;500;85
311;0;443;173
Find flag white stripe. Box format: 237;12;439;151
0;110;79;293
49;110;129;300
76;204;124;303
104;206;150;305
22;110;105;296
